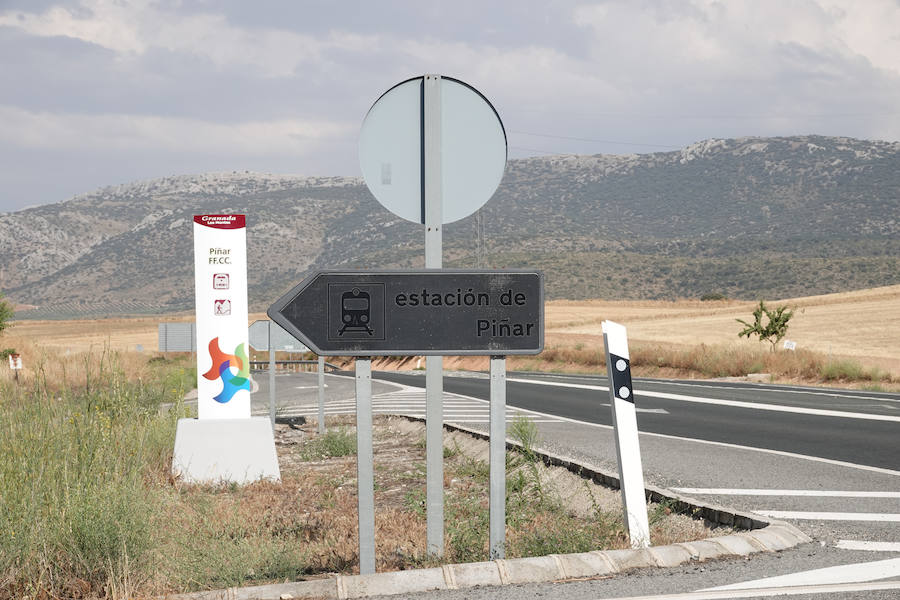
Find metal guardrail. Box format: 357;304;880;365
249;360;342;373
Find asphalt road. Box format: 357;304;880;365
367;370;900;471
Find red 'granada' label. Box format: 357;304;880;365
193;214;246;229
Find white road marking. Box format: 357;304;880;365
629;377;900;405
609;582;900;599
836;540;900;552
294;385;328;389
264;384;564;425
641;430;900;478
506;377;900;423
702;557;900;590
672;488;900;498
507;377;608;391
757;511;900;522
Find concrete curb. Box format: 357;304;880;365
166;420;813;600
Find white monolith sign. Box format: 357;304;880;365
193;214;251;419
172;214;279;484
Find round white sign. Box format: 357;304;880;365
359;76;507;224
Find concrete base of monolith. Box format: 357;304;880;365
172;417;281;484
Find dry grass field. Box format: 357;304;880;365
545;284;900;378
5;284;899;381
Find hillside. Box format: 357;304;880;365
1;135;898;318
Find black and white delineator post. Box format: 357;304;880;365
602;320;650;548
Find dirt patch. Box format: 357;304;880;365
253;414;731;577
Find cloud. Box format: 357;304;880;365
1;0;899;211
0;1;146;54
0;105;354;155
572;0;900;80
0;0;377;78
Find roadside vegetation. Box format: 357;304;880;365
0;348;194;599
0;343;726;599
511;342;897;390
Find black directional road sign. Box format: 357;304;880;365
267;270;543;356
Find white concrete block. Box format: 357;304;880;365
172;417;281;484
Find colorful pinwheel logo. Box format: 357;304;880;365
202;337;250;403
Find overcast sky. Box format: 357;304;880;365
1;0;899;212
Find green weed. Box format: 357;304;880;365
298;428;357;460
509;415;539;462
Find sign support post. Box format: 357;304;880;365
423;73;445;557
489;355;506;559
269;320;276;430
319;73;510;568
249;319;312;431
269;270;543;570
355;358;376;575
602;320;650;549
318;355;326;434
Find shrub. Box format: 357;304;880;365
700;292;727;301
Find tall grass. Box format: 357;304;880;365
0;350;193;599
526;342;895;385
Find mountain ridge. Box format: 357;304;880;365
2;135;898;319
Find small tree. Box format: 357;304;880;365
736;300;794;352
0;292;15;361
0;291;13;337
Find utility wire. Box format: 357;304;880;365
510;130;681;149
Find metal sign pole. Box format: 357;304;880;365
356;358;376;574
489;355;506;559
268;320;276;430
317;355;326;434
423;73;445;557
602;320;650;549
